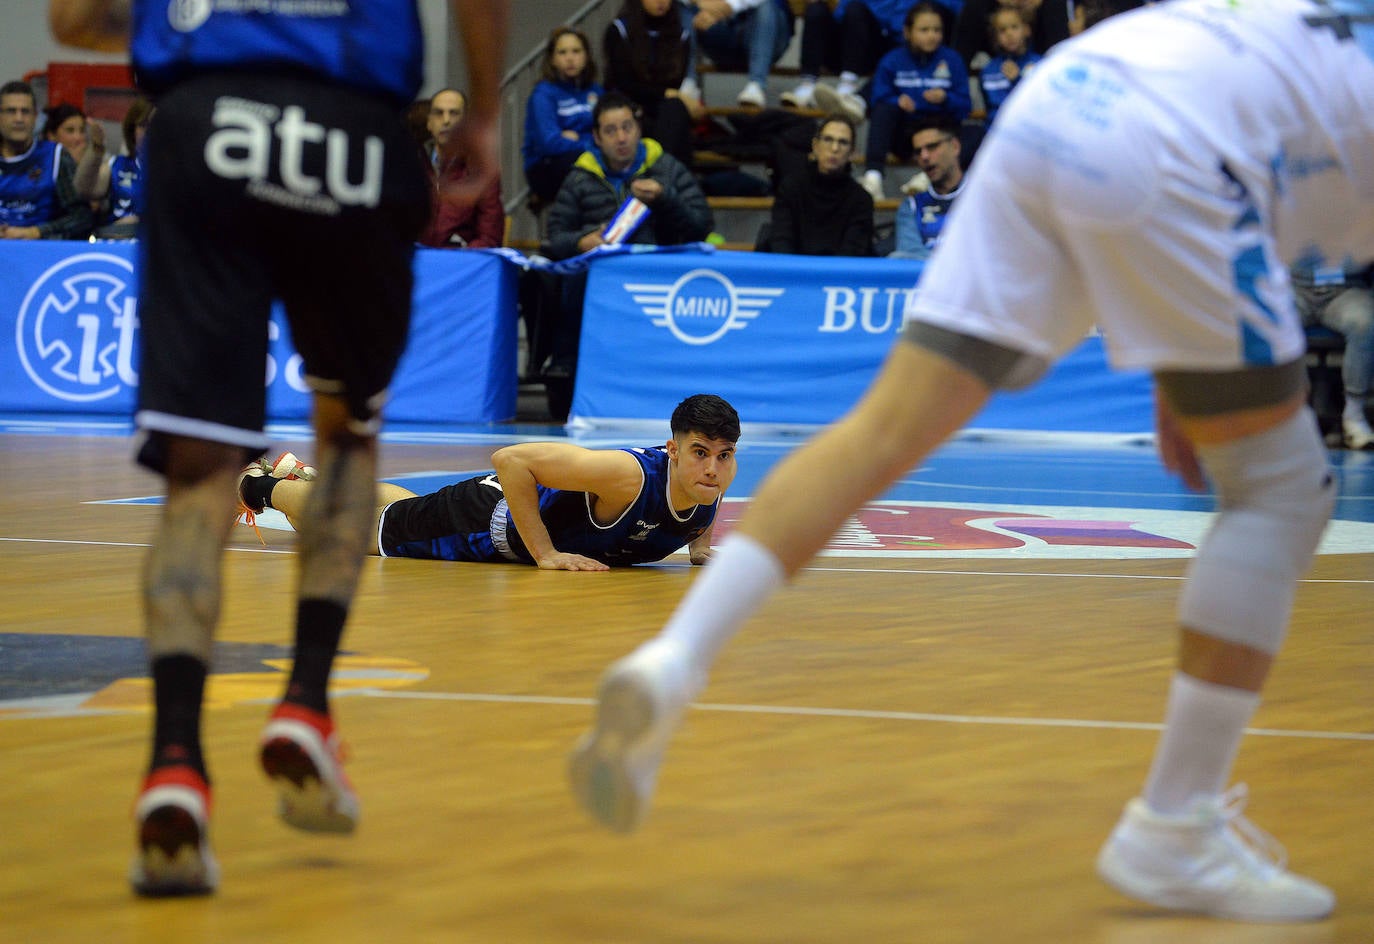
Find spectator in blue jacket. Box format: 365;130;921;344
860;1;969;200
979;5;1039;125
787;0;956;119
0;79;94;240
522;26;604;205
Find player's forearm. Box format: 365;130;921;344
491;451;558;563
450;0;508;124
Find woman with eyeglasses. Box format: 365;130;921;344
759;113;874;256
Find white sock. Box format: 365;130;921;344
1343;396;1368;423
655;534;786;684
1142;671;1260;814
837;72;859;95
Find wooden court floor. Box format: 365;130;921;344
2;433;1371;944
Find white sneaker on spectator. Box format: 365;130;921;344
861;170;886;202
900;171;931;195
568;640;699;833
737;80;766;109
1342;413;1374;449
780;82;815;109
812;83;866;123
1096;786;1335;922
679;77;702;104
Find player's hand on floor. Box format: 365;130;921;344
538;552;611;572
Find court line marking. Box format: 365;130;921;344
1;536;1369;581
353;688;1374;743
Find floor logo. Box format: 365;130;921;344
0;633;427;719
16;252;139;402
625;267;783;345
713;499;1212;559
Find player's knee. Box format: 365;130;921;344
1177;408;1335;654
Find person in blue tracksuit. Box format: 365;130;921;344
523;25;604;204
978;6;1041;125
861;1;970;199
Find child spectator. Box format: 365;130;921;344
43;102;88;162
952;0;1066;71
603;0;706;168
74;95;154;235
858;1;969;200
979;5;1039;125
523;26;604;206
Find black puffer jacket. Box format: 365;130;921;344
544;138;713;260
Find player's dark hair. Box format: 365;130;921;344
671;394;740;444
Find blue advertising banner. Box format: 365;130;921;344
572;249;1154;434
0;242;518;424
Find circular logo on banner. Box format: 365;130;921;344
16;253;139;402
626;268;783;346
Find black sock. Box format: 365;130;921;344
241;474;279;513
149;654;208;778
283;599;348;715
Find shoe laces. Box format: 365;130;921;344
1209;784;1288;876
235;499;266;546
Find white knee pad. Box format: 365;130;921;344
1177;408;1336;654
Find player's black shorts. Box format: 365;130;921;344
136;71;429;470
378;474;517;562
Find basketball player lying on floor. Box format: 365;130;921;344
235;394;739;571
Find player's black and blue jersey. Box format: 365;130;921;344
378;446;719;566
130;0;424;105
0;140;63;227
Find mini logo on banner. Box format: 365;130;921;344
625;268;783;345
16;253;140;402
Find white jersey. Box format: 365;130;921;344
1070;0;1374;269
904;0;1374;373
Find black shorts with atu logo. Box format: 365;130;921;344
135;71;429;470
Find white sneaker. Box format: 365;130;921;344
679;77;702;104
900;171;931;195
568;641;698;833
780;83;815;109
861;170;886;202
736;80;766;109
812;83;866;123
1096;787;1335;922
1342;413;1374;450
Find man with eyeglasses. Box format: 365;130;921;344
761;114;874;256
891;117;964;259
